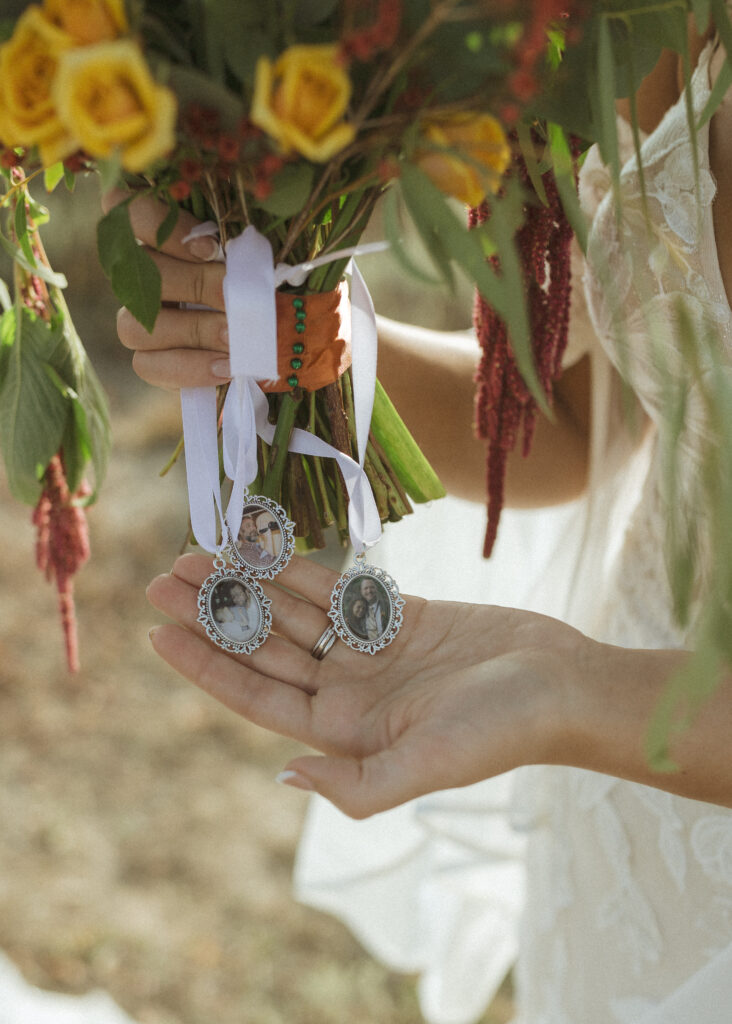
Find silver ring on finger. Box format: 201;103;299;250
310;625;337;661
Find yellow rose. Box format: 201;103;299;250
415;113;511;207
53;40;177;172
251;44;355;162
43;0;128;45
0;5;76;160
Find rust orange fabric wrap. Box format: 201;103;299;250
262;282;352;393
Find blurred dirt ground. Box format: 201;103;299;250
0;178;512;1023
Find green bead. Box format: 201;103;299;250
295;309;306;321
295;322;306;333
292;298;304;309
290;357;303;370
287;374;299;387
292;342;304;354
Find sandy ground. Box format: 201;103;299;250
0;180;513;1024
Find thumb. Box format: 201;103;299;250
276;741;445;819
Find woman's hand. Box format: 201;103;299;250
104;190;233;389
146;552;589;818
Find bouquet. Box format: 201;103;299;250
3;0;729;681
0;0;575;666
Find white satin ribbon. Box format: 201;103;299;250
180;223;386;556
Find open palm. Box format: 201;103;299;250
147;553;582;817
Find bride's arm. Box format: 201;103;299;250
147;553;732;815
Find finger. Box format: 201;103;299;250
275;555;342;611
103;188;221;263
147;570;323;691
165;552;339;657
131;348;230;388
118;305;228;354
279;735;453;819
151;250;225;311
171;552;339;612
149;624;316;740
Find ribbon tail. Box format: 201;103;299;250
181;386;225;553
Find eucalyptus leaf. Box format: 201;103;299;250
257;163;315;218
43;162;65;193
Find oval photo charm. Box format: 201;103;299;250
229;497;295;580
198;568;271;655
328;563;404;655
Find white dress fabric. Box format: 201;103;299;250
295;42;732;1024
0;951;139;1024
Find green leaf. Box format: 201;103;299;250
97;151;123;193
0;233;68;288
44;162;65;192
292;0;338;27
14;198;36;267
224;29;276;87
398;163;544;409
382;185;442;286
64;165;76;191
595;15;620;189
549;123;587;252
256;162;315;218
0;309;70;504
167;64;244;133
156;196;180;248
517;120;549;207
97;202;161;331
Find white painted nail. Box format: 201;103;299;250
211;358;231;379
275;770;314;792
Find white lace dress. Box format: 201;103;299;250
296;42;732;1024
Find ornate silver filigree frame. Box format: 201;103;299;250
328;562;404;655
227;495;295;580
197;564;272;655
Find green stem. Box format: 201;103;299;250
261;391;302;501
371;379;446;503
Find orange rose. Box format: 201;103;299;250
0;6;76;164
43;0;128;45
415;113;511;207
251;44;355;162
53;39;177;172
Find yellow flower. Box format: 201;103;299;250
251;44;355;163
53;40;177;172
415;113;511;207
43;0;128;45
0;5;77;161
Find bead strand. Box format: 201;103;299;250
287;297;306;387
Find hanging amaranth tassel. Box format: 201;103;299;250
470;137;577;557
32;454;91;672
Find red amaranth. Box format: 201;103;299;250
32;455;91;672
471;134;577;557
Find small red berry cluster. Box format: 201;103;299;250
502;1;587;120
471;131;579;557
167;104;286;202
340;0;402;62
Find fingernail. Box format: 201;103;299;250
188;236;219;261
211;358;231;379
275;770;315;792
148;626;161;644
